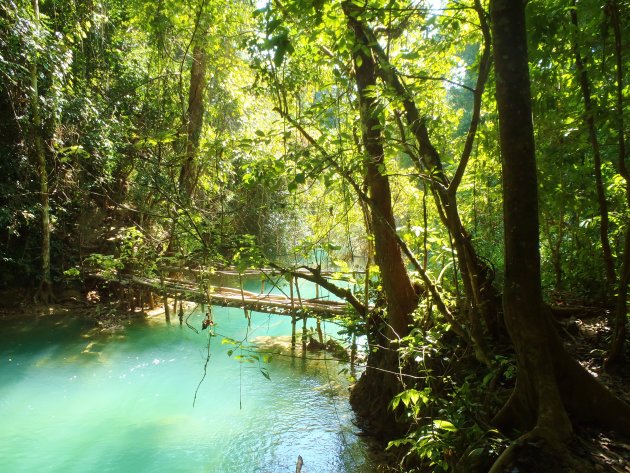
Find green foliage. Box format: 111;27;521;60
1;0;629;467
388;325;509;472
84;253;123;280
221;336;273;380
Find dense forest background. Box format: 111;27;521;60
1;0;629;471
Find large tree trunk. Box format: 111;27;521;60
345;7;500;361
570;0;616;290
606;0;629;367
30;0;53;304
491;0;630;452
179;42;207;199
609;226;630;366
343;0;417;439
164;38;208;273
343;1;416;344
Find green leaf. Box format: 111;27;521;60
386;438;413;450
468;448;485;457
433;420;457;432
401;50;420;60
266;19;282;34
408;389;420;405
390;394;401;410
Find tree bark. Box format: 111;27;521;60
570;0;616;290
30;0;52;304
179;41;207;199
343;0;418;439
163;38;208;277
493;0;572;446
605;0;629;367
344;2;416;339
609;226;630;366
491;0;630;450
346;6;499;360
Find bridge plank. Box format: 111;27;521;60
93;273;350;318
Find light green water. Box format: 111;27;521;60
0;298;376;472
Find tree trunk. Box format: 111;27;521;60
179;42;207;199
570;0;616;290
346;7;500;358
343;0;417;439
164;39;207;277
491;0;630;451
608;226;630;366
344;1;416;339
30;0;52;304
606;0;629;367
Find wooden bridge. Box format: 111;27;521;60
97;268;358;318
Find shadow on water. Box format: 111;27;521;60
0;311;168;394
0;314;90;390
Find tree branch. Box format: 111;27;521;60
268;262;367;316
275;107;470;341
449;0;492;194
400;73;475;93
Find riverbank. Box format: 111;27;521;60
0;286;183;327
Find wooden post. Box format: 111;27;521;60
290;277;296;349
295;455;303;473
350;333;357;374
291;316;297;349
160;273;170;324
178;301;184;326
240;274;250;324
302;315;307;354
316;319;324;344
261;277;265;294
289;275;294;309
315;283;319;300
295;276;303;309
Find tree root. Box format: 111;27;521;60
488;427;572;473
34;281;55;306
487;433;528;473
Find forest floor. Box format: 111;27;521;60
506;308;630;473
1;287;629;472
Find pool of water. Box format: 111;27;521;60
0;302;376;472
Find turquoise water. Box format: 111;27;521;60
0;301;375;472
